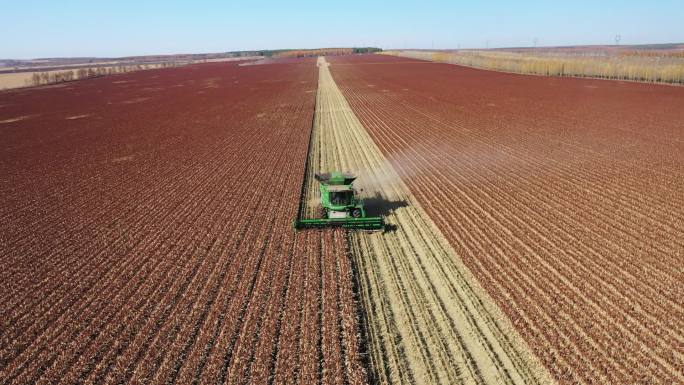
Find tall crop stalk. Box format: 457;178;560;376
388;50;684;84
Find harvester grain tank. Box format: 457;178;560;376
294;171;384;230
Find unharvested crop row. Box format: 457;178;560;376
2;73;304;380
329;54;684;385
344;94;680;382
2;130;271;380
342;79;684;322
0;59;367;384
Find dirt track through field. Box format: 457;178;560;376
304;57;554;385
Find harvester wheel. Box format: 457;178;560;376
351;208;362;218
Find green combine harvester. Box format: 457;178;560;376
294;171;384;230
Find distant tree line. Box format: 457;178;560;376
352;47;382;54
264;47;382;58
26;62;181;87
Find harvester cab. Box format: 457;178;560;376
294;171;384;230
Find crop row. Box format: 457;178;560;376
329;54;684;385
0;59;367;384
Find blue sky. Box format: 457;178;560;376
1;0;683;59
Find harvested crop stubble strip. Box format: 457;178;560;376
315;60;473;385
306;57;555;385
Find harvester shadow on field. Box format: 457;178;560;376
363;194;408;232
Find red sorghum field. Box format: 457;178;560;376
329;54;684;385
0;59;366;384
3;51;682;385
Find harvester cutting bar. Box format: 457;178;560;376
294;216;384;230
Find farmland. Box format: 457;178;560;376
0;59;366;383
328;54;684;384
1;50;682;385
